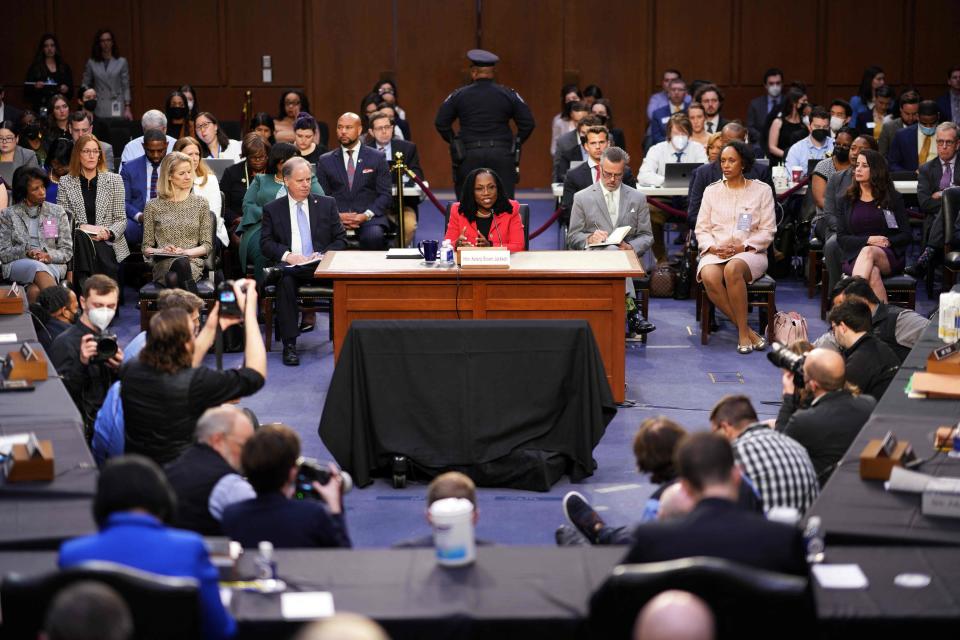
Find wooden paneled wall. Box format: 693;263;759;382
2;0;958;188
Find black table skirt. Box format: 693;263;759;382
319;320;617;491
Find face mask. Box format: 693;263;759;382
767;84;782;98
920;125;936;136
811;129;829;143
87;307;115;331
168;107;187;120
833;146;850;162
83;99;97;112
671;135;689;150
802;115;810;127
594;114;608;125
186;99;194;111
829;116;844;131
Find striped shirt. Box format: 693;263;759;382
733;424;820;514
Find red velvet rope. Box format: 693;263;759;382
528;206;563;240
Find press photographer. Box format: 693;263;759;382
49;274;123;436
773;346;875;484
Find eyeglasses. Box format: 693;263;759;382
600;167;624;180
80;148;101;156
936;139;958;147
0;137;15;143
372;125;393;132
195;122;213;131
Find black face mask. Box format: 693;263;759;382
83;99;98;112
811;129;829;143
833;146;850;162
167;107;187;120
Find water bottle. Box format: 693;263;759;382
440;239;454;265
255;540;277;580
803;516;825;564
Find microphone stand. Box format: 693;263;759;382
391;151;408;248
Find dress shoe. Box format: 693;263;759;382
282;344;300;366
904;263;926;278
628;309;656;335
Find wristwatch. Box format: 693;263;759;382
364;211;374;221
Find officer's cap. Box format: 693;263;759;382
467;49;499;67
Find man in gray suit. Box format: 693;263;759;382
568;146;655;339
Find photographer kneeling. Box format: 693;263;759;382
774;346;875;484
120;279;265;465
222;424;351;549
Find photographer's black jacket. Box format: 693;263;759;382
49;322;117;436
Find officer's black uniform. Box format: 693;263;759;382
434;49;535;199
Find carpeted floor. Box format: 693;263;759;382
108;190;936;548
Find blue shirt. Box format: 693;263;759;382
784;136;835;177
124;330;147;361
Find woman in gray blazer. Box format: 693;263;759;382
0;121;40;186
81;29;131;121
57;133;128;283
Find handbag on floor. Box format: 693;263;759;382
649;265;676;298
772;311;809;346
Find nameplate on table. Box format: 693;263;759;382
458;247;510;269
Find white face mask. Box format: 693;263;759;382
767;84;782;98
671;135;689;151
829;116;844;132
87;306;115;331
187;99;195;111
802;115;810;127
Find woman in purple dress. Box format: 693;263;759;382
836;149;910;303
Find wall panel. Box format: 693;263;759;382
225;0;307;88
911;0;960;86
140;0;221;87
824;0;907;86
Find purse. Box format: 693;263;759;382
649;265;677;298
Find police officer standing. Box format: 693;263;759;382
435;49;535;199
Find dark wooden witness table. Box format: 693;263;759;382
0;306;97;549
0;546;626;640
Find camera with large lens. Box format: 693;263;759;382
294;457;353;500
217;280;247;318
91;331;119;362
766;342;805;387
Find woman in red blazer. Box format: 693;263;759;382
444;168;525;252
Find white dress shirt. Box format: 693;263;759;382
193;173;226;246
281;195;310;262
638;140;708;186
207;139;243;161
120;135;176;166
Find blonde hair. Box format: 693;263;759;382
173;137;210;187
68;134;108;176
157;151;194;200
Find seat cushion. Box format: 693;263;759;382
296;285;333;297
881;274;917;289
747;274;776;291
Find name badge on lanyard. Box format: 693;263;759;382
41;218;58;239
736;211;752;232
882;209;898;229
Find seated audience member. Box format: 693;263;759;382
249;111;276;144
688;103;711;149
828;299;900;399
275;89;310;144
373;102;405;141
766;87;808;161
560;125;637;224
222;424;351;549
31;284;78;350
687;123;775;228
366;109;424;244
553;112;601;183
174;136;226;248
360;92;382;129
50;275;122;434
121;281;265;464
550;84;582;156
394;472;492;548
814;276;927;361
622;432;806;575
888;100;940;172
260;157;346;366
58;133;128;284
294;614;390;640
372;79;408;139
879;90;920;158
646;69;686;123
19;110;50;167
937;66;960;125
445;167;525;251
125;287;203;360
695;142;776;353
239;142;322;280
836;149;910;302
784;107;834;177
908;121;960;278
43;582;133;640
221;132;269;237
775;348;875;483
59;455;235;640
77;85;111;142
164;89;193;140
747;68;784;152
0;120;40;186
634;590;715;640
165;405;256;536
820;135;878;293
142;151;212;292
294;112;326;164
858;84;894;140
120;129;169;247
639;114;708;187
693;84;727;135
119;109;175;166
45;95;72;151
705;132;723;163
315;112;391;250
195;111;241;160
0;85;24;129
68;110;114;169
568;147;654;338
810;127;855;222
649;78;690;145
829;99;853;136
44;138;73;203
0;166;72;304
591;99;626;150
850;65;887;128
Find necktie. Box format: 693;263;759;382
674;151;684;162
606;190;618;226
919;134;932;167
346;149;356;189
706;121;714;133
378;146;386;156
594;164;601;182
941;161;954;190
768;98;775;114
149;164;159;200
296;201;313;256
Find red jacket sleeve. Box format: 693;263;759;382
495;200;525;252
443;203;469;245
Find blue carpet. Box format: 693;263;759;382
109;190;937;548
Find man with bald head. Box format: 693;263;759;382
315;112;392;250
634;590;715;640
775;347;876;483
687;121;775;227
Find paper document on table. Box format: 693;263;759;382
281;592;335;619
385;248;422;259
0;434;31;456
0;333;17;343
812;564;869;589
886;466;934;493
588;226;631;248
283;256;323;269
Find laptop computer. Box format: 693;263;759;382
204;159;237;182
664;162;702;187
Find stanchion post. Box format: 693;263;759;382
392;152;407;248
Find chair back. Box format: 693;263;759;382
588;556;814;640
943;186;960;250
443;202;530;250
1;560;203;640
205;210;218;273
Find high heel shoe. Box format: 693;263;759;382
751;334;767;351
737;343;753;354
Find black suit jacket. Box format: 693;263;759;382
560;161;637;222
260;193;347;263
222;493;351;549
553;129;583;182
687;160;775;227
747;95;776;152
843;334;900;400
365;138;424;179
315;145;392;227
918;157;960;249
775;390;876;482
623;498;807;576
220;161;251;228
